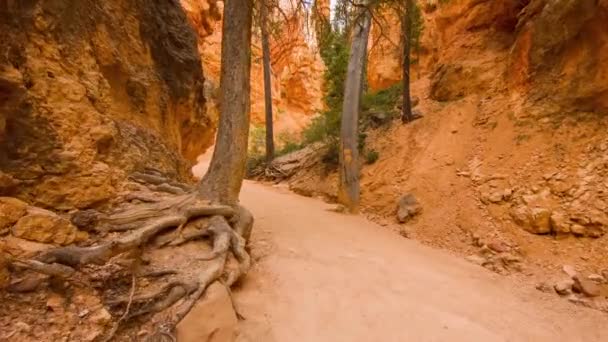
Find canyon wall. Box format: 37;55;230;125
186;1;324;136
0;0;215;210
283;0;608;283
368;0;608;113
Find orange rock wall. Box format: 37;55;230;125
184;1;324;136
0;0;215;210
368;0;608;115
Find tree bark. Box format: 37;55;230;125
401;0;413;123
261;0;275;164
199;0;254;205
338;4;372;213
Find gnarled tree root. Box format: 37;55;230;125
16;188;254;341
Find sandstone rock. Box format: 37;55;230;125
587;274;606;284
511;206;552;234
570;224;586;236
176;282;238;342
562;265;578;279
602;269;608;282
482;191;504;204
12;208;87;245
430;63;487;101
550;211;571;235
554;279;574;295
1;0;213;211
487;240;510;253
573;276;601;297
465;255;487;266
89;307;112;326
2;236;53;257
396;194;422;223
0;197;28;231
46;293;65;313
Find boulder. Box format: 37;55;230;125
562;265;578;279
176;282;238;342
0;197;28;231
554;279;574;295
11;207;88;245
396;193;422;223
511;206;551;234
550;211;571;235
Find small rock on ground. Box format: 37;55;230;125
573;276;601;297
554;279;575;295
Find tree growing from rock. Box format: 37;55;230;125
5;0;255;340
338;2;373;213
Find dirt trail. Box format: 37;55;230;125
231;181;608;342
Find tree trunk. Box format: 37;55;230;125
261;0;275;164
401;0;413;123
199;0;253;205
338;4;372;213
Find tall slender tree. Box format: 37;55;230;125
401;0;413;123
261;0;275;163
338;3;373;213
200;0;254;205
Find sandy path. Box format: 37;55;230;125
232;181;608;342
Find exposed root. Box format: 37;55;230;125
232;205;254;244
39;216;187;267
102;274;136;342
152;183;187;195
10;258;76;279
16;189;252;341
130;171;192;192
140;269;178;278
127;281;199;319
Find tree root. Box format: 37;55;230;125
16;191;254;340
102;274;136;342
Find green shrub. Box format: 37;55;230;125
364;149;379;164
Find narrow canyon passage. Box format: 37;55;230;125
228;181;608;342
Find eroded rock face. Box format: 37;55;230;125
12;207;87;245
509;0;608;112
186;2;323;134
0;0;214;210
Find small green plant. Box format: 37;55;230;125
364;149;379;164
361;83;402;128
248;124;266;157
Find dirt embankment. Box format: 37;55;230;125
270;0;608;304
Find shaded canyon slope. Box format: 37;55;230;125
0;0;216;211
